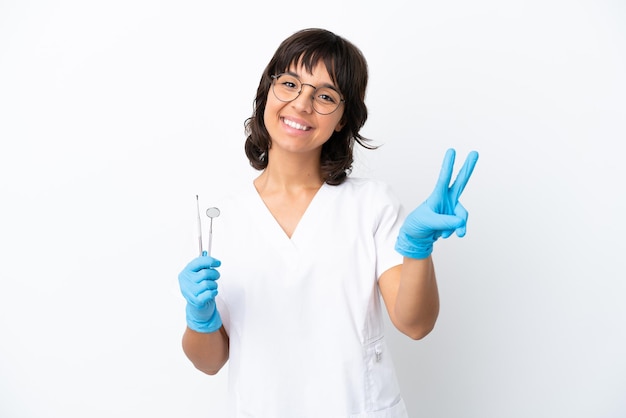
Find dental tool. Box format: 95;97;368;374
205;207;221;257
196;195;203;256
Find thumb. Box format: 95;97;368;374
422;213;465;232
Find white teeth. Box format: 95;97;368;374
283;118;310;131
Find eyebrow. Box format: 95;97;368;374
284;70;341;93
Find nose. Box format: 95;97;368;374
290;83;316;113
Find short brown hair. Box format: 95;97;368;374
244;28;374;185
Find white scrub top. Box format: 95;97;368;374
214;177;408;417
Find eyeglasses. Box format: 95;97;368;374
270;73;344;115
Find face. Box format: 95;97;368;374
263;61;345;160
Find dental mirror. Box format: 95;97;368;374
205;207;220;257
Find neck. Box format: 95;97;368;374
255;148;324;191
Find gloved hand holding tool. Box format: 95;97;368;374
178;253;222;333
395;148;479;259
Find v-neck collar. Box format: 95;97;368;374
247;180;336;246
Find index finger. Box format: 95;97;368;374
449;150;479;201
433;148;457;196
185;255;221;272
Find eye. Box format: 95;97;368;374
277;75;300;91
317;88;340;104
283;81;297;89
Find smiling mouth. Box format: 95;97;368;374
283;117;311;131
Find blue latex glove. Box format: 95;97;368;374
178;251;222;333
395;148;479;259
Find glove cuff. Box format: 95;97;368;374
395;230;433;259
186;303;223;333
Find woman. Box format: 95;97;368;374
178;28;479;417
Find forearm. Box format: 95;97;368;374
393;256;440;339
182;326;229;375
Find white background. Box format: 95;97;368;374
1;1;625;417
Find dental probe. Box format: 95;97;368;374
196;195;203;256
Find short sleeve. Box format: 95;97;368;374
215;295;230;335
373;182;405;280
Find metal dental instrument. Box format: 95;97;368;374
205;207;221;257
196;195;203;256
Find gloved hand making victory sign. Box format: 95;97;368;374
395;148;479;259
178;252;222;333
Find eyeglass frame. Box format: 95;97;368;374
270;73;345;115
